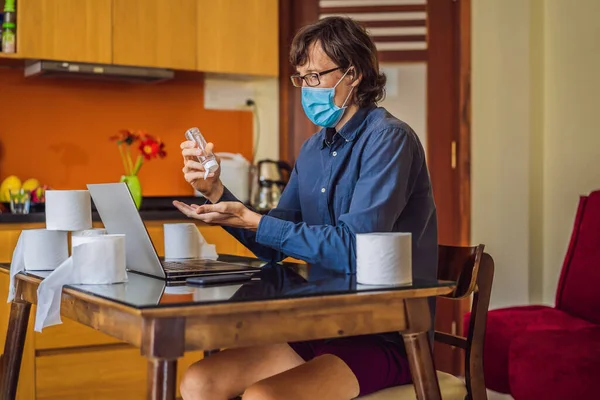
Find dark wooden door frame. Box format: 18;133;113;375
427;0;472;375
278;0;471;244
277;0;472;375
278;0;319;164
427;0;471;247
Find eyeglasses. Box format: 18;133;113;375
290;67;343;88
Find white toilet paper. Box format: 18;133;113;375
72;228;107;237
7;229;69;302
45;190;92;231
35;234;127;332
70;228;107;252
164;223;218;260
356;232;413;286
71;234;127;284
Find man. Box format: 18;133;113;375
174;16;437;400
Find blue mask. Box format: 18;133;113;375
301;68;354;128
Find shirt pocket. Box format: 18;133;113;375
331;183;355;221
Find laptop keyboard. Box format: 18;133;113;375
162;260;228;271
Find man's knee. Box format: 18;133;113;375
180;362;218;400
241;382;280;400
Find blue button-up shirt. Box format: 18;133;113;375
218;105;438;286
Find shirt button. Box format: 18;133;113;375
321;188;326;193
332;151;338;157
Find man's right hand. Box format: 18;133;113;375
180;140;224;203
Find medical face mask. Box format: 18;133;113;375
301;68;355;128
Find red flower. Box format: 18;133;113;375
138;134;167;160
111;129;167;176
110;129;140;145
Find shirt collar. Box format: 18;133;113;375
320;105;376;148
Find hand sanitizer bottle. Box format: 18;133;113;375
185;127;219;180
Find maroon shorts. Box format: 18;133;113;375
289;334;411;396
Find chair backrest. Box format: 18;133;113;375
555;190;600;324
435;244;495;400
437;244;484;299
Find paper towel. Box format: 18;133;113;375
35;234;127;331
356;232;413;286
45;190;92;231
164;223;218;260
7;229;69;302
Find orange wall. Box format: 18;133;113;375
0;69;253;196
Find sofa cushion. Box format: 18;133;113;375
556;191;600;324
464;305;595;393
509;327;600;400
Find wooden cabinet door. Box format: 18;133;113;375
113;0;197;70
196;0;278;77
35;347;147;399
19;0;112;63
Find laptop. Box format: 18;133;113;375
87;183;260;281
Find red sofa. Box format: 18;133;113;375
464;190;600;399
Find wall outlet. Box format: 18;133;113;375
204;76;255;110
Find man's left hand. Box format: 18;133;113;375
173;201;262;231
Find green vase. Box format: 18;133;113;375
120;175;142;209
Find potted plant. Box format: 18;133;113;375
110;129;167;209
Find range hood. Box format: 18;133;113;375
24;60;174;83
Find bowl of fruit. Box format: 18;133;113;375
0;176;50;213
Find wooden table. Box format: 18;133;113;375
1;262;454;400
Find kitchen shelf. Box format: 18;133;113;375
0;52;22;59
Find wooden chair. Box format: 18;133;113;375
358;244;495;400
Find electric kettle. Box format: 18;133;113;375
250;159;292;212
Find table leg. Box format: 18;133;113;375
147;358;177;400
402;298;442;400
403;331;441;400
1;300;31;400
142;317;185;400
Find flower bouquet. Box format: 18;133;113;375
110;129;167;208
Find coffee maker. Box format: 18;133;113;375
250;160;292;212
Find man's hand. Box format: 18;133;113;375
173;201;262;231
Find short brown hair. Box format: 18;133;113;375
290;16;386;108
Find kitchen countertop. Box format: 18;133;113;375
0;195;264;224
0;195;206;224
0;210;192;223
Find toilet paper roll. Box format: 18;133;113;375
7;229;69;302
34;234;127;332
164;223;218;260
70;228;107;252
45;190;92;231
72;234;127;284
356;232;412;286
72;228;108;237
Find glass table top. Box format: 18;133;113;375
5;257;455;310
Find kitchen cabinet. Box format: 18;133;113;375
3;0;279;77
19;0;112;64
112;0;197;70
196;0;278;77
